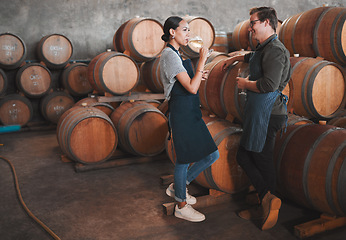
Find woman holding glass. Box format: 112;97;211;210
159;16;219;222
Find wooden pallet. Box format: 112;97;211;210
61;150;169;173
97;92;165;103
294;213;346;239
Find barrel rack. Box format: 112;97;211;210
294;214;346;239
61;150;167;173
96;92;165;103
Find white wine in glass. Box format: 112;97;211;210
188;34;213;56
189;38;203;49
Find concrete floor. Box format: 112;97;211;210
1;129;346;240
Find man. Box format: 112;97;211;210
222;7;291;230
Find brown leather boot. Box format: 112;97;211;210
261;192;281;230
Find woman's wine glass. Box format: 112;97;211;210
188;33;213;56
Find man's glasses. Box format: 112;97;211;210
249;19;261;28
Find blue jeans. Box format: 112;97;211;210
174;150;219;202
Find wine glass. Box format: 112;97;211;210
188;33;213;56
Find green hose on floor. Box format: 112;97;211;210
0;156;61;240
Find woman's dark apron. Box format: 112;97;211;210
240;36;287;152
167;44;217;164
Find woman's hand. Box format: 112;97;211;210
201;70;209;81
199;47;209;63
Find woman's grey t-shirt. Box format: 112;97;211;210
159;47;187;99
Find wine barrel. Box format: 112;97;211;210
88;51;139;95
166;116;249;193
231;20;257;51
74;96;98;106
113;17;165;62
144;99;161;108
211;31;228;53
328;116;346;128
286;113;313;126
110;101;168;156
233;19;281;51
57;106;117;164
113;19;130;53
231;20;251;51
221;61;249;122
37;34;73;69
279;7;346;66
290;57;346;119
40;91;75;124
157;100;169;116
199;59;229;118
16;63;52;98
75;101;115;117
140;56;163;93
274;124;346;216
0;68;8;96
0;33;26;70
226;32;237;52
205;51;229;64
61;63;93;97
180;16;215;58
0;94;33;126
313;7;346;66
227;50;251;58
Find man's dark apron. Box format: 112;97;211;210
240;36;286;152
167;44;217;164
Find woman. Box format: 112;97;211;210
159;16;219;222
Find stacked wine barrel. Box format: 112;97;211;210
0;33;78;127
1;11;345;217
215;6;346;124
216;6;346;217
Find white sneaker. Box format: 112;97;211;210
166;183;197;205
174;204;205;222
